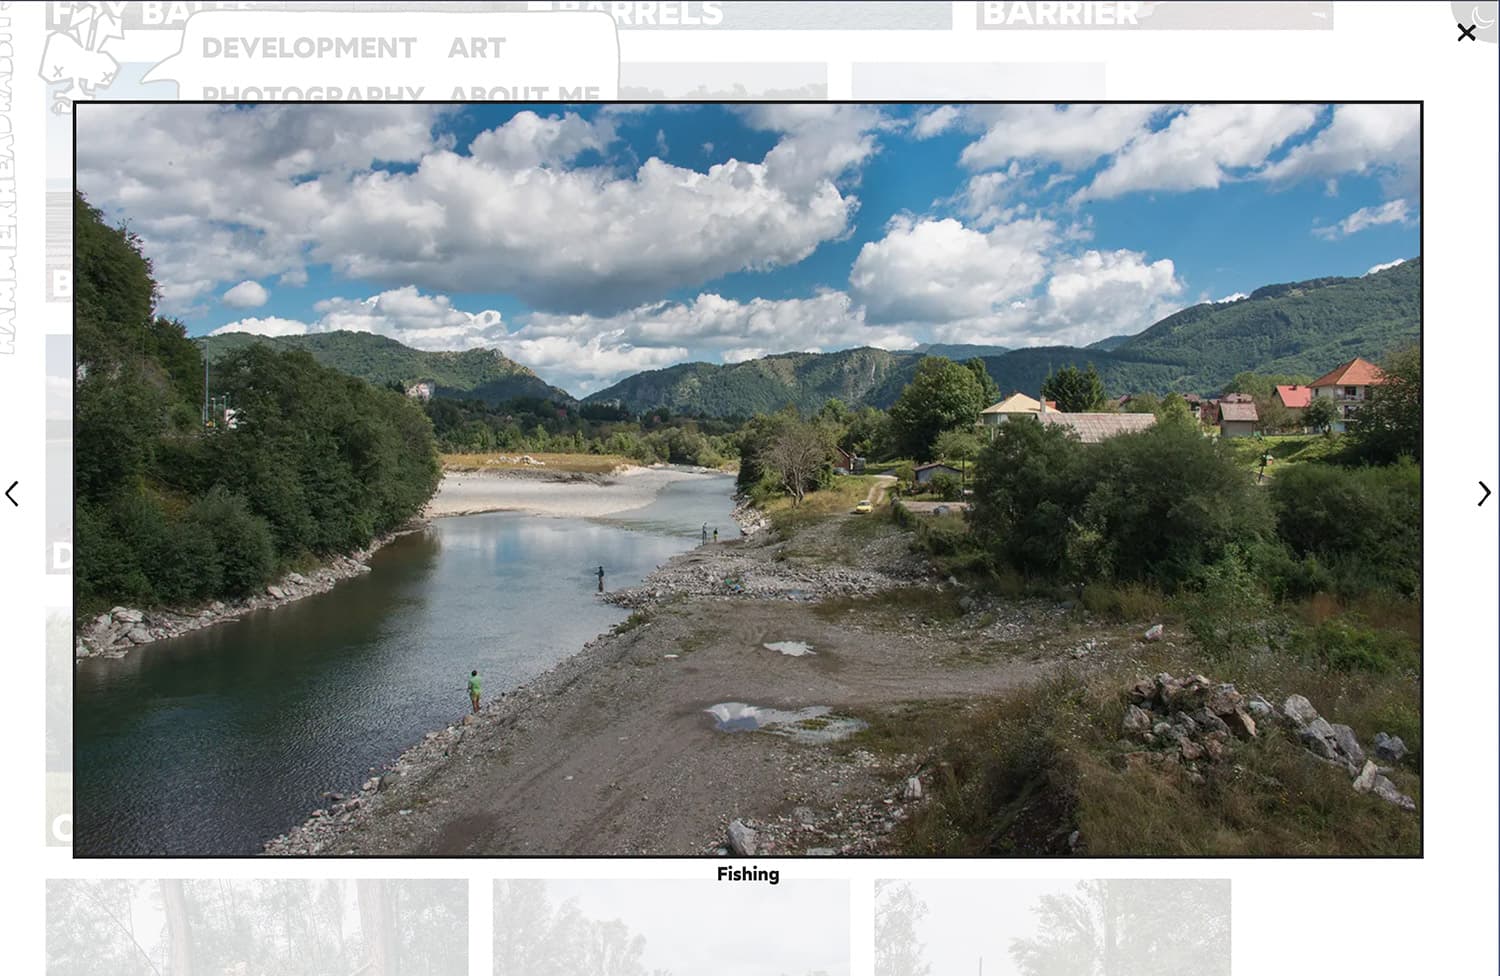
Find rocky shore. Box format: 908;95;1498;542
75;531;411;659
264;511;945;856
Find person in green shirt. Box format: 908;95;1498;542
467;670;482;714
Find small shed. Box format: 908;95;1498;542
913;462;963;485
1218;400;1259;438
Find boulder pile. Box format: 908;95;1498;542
1117;674;1416;812
1281;693;1415;812
1117;672;1258;773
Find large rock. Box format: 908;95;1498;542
902;777;923;801
1190;709;1231;736
1373;732;1408;763
1298;717;1340;761
1127;678;1156;704
727;819;758;856
1371;776;1416;812
1282;694;1319;726
1353;760;1379;793
1122;704;1153;735
1223;706;1258;740
1205;683;1244;716
112;607;144;624
1330;724;1366;766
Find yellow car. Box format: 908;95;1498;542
853;500;873;514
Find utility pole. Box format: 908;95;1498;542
203;357;210;428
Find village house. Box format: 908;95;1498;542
1038;410;1157;443
1217;399;1259;438
978;392;1056;434
405;380;435;401
913;461;963;485
1309;357;1386;432
1274;383;1312;412
1201;392;1252;428
832;446;866;475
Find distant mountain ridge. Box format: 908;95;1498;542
585;258;1420;415
197;259;1420;417
585;347;915;417
197;331;575;405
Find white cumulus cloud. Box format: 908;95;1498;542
849;215;1056;325
1312;198;1412;239
1077;104;1321;202
222;280;269;308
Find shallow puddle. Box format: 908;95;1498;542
763;640;815;657
704;702;866;743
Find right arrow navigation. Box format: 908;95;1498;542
1481;481;1492;507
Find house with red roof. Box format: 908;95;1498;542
1309;357;1387;432
1273;384;1312;411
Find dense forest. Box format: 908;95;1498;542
585;346;916;417
75;193;441;613
47;879;465;976
583;259;1420;417
199;331;573;405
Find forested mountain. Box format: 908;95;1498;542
583;258;1420;415
75;193;440;612
584;346;917;417
198;331;574;405
916;342;1012;359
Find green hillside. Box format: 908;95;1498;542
917;342;1011;359
584;347;918;417
197;331;574;405
587;258;1420;415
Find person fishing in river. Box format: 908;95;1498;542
468;669;482;714
597;564;606;592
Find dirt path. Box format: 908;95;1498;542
267;518;1102;856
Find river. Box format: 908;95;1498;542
73;473;737;856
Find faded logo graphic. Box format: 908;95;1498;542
40;2;123;114
1453;1;1498;42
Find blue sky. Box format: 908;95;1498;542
76;102;1419;395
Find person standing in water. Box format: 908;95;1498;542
467;670;482;714
701;522;708;544
713;527;718;543
597;564;606;592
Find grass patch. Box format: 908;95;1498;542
1080;582;1170;623
762;475;885;536
612;610;653;634
1227;434;1344;474
442;452;633;474
876;641;1420;855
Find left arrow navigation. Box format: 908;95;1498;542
4;481;14;507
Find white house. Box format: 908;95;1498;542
1309;357;1386;432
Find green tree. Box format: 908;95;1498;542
1156;392;1198;430
968;418;1091;578
888;357;987;461
1041;363;1106;412
964;357;1001;406
1350;344;1420;463
757;415;835;505
1303;395;1339;435
933;427;982;485
1121;392;1160;414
